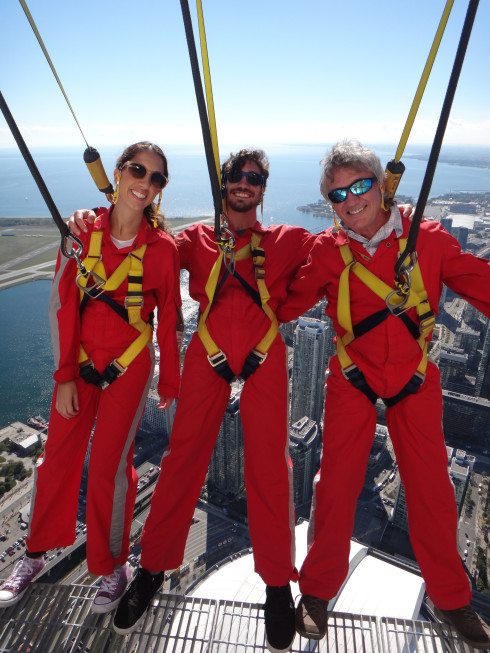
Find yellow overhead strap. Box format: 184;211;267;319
385;0;455;199
196;0;221;188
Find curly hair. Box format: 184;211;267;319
220;148;270;191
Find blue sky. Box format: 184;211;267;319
1;0;489;151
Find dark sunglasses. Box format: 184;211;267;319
327;177;377;204
227;170;265;187
120;162;168;190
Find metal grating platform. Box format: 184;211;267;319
0;583;481;653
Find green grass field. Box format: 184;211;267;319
0;216;208;269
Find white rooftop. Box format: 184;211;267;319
189;521;426;621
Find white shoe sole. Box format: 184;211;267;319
112;608;149;635
265;634;295;652
0;587;28;608
91;594;124;614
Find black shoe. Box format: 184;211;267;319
112;567;164;635
264;584;296;653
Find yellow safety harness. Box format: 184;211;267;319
76;230;153;389
336;238;435;406
198;232;278;382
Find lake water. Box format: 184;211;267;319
0;144;489;427
1;144;489;235
0;280;54;426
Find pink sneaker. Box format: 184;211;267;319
0;556;45;607
92;563;131;613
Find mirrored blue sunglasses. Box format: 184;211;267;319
327;177;377;204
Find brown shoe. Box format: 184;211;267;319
434;604;490;649
295;594;329;640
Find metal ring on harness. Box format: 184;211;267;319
385;251;415;316
76;270;106;298
218;218;236;274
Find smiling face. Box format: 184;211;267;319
326;165;388;239
225;160;264;214
115;150;165;213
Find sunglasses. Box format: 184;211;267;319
227;170;265;187
327;177;377;204
120;162;168;190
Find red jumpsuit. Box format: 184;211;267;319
140;221;315;585
27;208;181;576
277;213;490;610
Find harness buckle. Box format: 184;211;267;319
249;349;268;365
76;270;106;298
207;351;228;368
254;266;265;280
100;359;127;390
341;363;359;382
418;311;436;334
125;295;144;309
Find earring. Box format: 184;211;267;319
153;191;162;228
112;171;121;205
379;185;387;212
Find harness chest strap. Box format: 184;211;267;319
336;239;435;402
198;231;278;380
76;230;152;388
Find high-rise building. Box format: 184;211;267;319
392;447;472;533
476;327;490;400
442;390;490;449
438;346;471;394
139;387;175;436
453;226;469;252
289;417;318;509
454;325;481;372
208;388;245;499
290;317;328;427
439;217;453;234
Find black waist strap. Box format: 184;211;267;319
80;291;154;327
344;364;424;407
353;307;419;341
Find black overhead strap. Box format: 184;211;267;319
180;0;222;240
395;0;480;282
0;90;84;263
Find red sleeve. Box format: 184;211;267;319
276;233;329;323
155;236;182;398
435;224;490;317
49;237;88;383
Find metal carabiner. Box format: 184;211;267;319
61;233;87;273
218;215;236;275
402;251;418;274
386;271;412;315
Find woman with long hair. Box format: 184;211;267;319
0;142;181;613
